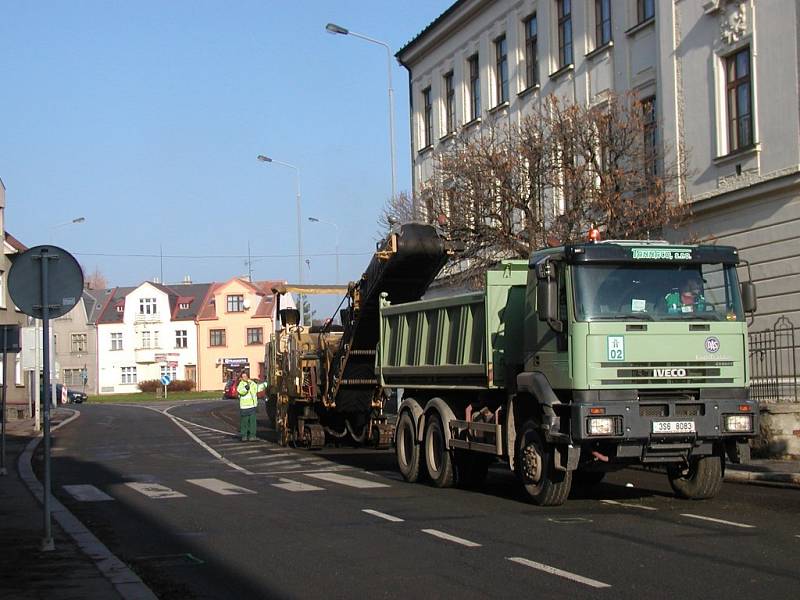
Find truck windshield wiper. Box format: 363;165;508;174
590;313;653;321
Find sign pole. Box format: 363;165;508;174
38;249;55;552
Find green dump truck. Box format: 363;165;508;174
381;240;758;505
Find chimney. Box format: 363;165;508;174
182;275;192;285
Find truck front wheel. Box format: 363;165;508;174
396;411;422;483
516;420;572;506
667;455;723;500
424;414;455;488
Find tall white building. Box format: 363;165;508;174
397;0;800;331
96;281;210;393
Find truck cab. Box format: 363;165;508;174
524;240;757;499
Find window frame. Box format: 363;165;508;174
70;333;87;353
637;0;654;24
120;366;137;385
110;332;123;351
524;14;539;89
725;46;753;153
226;294;244;313
595;0;612;47
139;298;157;315
422;86;433;148
209;328;226;347
246;327;263;346
468;53;481;121
175;329;188;349
443;71;455;134
494;35;509;105
642;95;658;178
557;0;573;68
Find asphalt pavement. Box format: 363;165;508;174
1;401;798;599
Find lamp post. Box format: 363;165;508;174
308;217;340;284
256;154;305;325
326;22;397;201
48;216;86;242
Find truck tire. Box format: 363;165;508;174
396;411;422;483
455;452;491;488
424;414;455;488
667;455;723;500
516;420;572;506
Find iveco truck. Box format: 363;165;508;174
382;239;758;505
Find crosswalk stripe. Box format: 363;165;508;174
125;482;186;499
305;472;390;489
63;484;114;502
271;478;324;492
225;449;262;455
186;478;256;496
247;453;292;461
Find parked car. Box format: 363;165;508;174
40;383;87;404
223;379;238;400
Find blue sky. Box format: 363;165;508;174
0;0;451;318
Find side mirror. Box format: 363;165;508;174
741;281;757;313
537;278;563;332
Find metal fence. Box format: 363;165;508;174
749;316;798;402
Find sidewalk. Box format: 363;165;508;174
725;457;800;487
0;409;155;600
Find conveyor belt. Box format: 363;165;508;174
326;223;449;413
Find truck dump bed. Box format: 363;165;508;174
378;260;528;390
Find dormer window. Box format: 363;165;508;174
116;305;123;313
179;302;190;310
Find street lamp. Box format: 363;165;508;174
308;216;340;284
48;216;86;242
256;154;305;325
326;22;397;201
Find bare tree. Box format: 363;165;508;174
398;92;690;284
84;266;108;290
378;191;418;236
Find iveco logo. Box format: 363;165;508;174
653;368;687;377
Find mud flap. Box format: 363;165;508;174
553;444;580;472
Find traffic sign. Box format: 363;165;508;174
8;245;84;319
160;375;172;386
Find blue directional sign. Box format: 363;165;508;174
160;375;172;386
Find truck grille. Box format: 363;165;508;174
640;404;668;417
600;361;734;385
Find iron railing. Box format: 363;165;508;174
749;316;798;402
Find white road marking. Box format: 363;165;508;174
421;529;481;548
601;499;658;511
507;557;612;589
362;509;404;522
680;514;756;529
126;482;186;499
225;449;262;455
248;453;292;461
271;478;324;492
261;460;302;467
186;478;257;495
305;472;390;489
216;442;249;448
250;466;351;476
63;484;114;502
365;470;405;482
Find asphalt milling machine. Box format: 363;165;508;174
265;223;450;449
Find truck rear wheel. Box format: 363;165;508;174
424;414;455;488
396;411;422;483
516;420;572;506
667;455;723;500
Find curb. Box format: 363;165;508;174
725;469;800;489
18;409;158;600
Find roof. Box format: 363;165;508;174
197;278;285;321
83;288;114;325
4;231;27;253
396;0;471;61
94;281;213;324
95;286;136;324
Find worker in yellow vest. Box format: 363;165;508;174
236;371;259;441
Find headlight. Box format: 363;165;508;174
724;414;753;433
587;417;616;436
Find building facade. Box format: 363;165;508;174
0;178;28;418
96;282;210;394
397;0;800;331
196;278;290;391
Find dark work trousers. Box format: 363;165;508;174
240;407;257;440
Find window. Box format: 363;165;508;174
443;71;455;134
153;330;160;348
70;333;87;353
179;302;190;310
595;0;611;47
160;364;177;380
642;96;657;177
227;294;244;312
63;368;83;387
494;35;509;104
210;329;226;347
121;367;137;385
557;0;573;68
141;330;151;349
726;47;753;152
139;298;157;315
111;332;122;350
175;330;188;349
246;327;263;345
637;0;654;24
524;14;539;88
422;86;433;148
0;270;5;309
468;54;481;121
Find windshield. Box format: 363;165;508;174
573;263;744;322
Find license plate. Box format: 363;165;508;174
652;420;696;434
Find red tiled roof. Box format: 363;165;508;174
4;231;27;252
